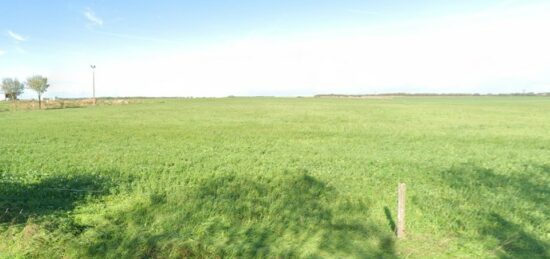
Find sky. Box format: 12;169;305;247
1;0;550;98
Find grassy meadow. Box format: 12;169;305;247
0;96;549;258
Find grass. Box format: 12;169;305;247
0;96;549;258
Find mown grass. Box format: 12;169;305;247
0;97;549;258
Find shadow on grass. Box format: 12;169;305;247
0;174;112;224
442;163;549;258
384;206;396;234
80;172;397;258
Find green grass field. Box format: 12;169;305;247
0;97;549;258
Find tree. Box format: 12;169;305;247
1;78;24;101
26;75;50;109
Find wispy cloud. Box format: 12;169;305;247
84;8;103;26
7;30;28;42
0;49;5;56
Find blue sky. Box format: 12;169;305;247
1;0;550;98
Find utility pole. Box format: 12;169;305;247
91;65;96;105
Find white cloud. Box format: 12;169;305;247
0;49;5;56
84;8;103;26
7;30;27;42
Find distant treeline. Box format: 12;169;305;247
315;92;550;98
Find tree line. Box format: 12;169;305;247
315;92;550;97
1;76;50;109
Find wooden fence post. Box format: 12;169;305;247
397;183;406;239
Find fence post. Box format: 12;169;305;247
397;183;406;239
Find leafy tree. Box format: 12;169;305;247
1;78;24;101
26;75;50;109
